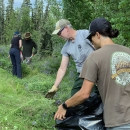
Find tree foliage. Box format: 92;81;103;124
0;0;4;43
62;0;93;29
0;0;129;54
62;0;130;47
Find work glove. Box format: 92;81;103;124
20;51;23;61
45;85;58;99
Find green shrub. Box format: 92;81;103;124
21;63;31;77
40;56;61;74
22;74;55;94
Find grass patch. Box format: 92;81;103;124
0;45;76;130
0;68;57;130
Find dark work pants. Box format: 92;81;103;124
9;48;22;78
71;73;98;96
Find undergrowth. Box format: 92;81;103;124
0;68;56;130
0;44;76;130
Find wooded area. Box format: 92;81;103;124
0;0;130;129
0;0;130;57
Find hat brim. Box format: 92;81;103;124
87;32;92;40
52;28;61;35
25;36;31;39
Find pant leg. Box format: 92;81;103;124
9;48;22;78
71;73;98;96
107;123;130;130
9;48;17;76
14;49;22;78
71;73;83;96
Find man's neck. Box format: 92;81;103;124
69;29;77;41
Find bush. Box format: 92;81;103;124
21;63;32;77
40;56;61;74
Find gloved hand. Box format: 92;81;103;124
45;85;58;99
20;51;23;60
31;53;34;57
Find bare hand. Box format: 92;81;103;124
54;105;66;120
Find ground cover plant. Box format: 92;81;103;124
0;68;57;130
0;0;129;129
0;45;75;130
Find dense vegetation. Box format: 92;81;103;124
0;0;130;129
0;45;74;129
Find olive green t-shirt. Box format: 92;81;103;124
80;44;130;127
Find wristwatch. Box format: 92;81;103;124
62;102;68;110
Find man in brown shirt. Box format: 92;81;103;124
54;18;130;130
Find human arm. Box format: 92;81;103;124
54;79;94;120
19;39;22;49
19;39;23;60
54;54;98;120
54;55;69;88
8;44;12;58
32;41;37;56
45;55;69;98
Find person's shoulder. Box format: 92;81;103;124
61;40;70;50
22;39;26;43
117;44;129;49
88;48;102;58
77;29;89;33
22;38;25;41
16;35;21;40
77;30;89;39
30;39;35;42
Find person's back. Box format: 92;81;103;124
11;36;21;51
9;31;22;78
79;17;130;129
84;44;130;127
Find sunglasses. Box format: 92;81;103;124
57;27;65;36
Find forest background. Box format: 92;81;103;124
0;0;130;129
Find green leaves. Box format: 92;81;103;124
62;0;92;29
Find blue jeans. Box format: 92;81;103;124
107;123;130;130
9;48;22;78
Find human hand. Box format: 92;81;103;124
45;85;58;99
31;53;34;57
54;104;66;120
20;52;23;60
8;55;10;58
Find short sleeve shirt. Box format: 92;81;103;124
80;44;130;127
61;30;95;73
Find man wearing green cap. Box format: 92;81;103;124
46;19;96;98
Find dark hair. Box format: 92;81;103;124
99;28;119;38
88;32;96;42
88;26;119;42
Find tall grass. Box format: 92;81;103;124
0;68;57;130
0;44;76;129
